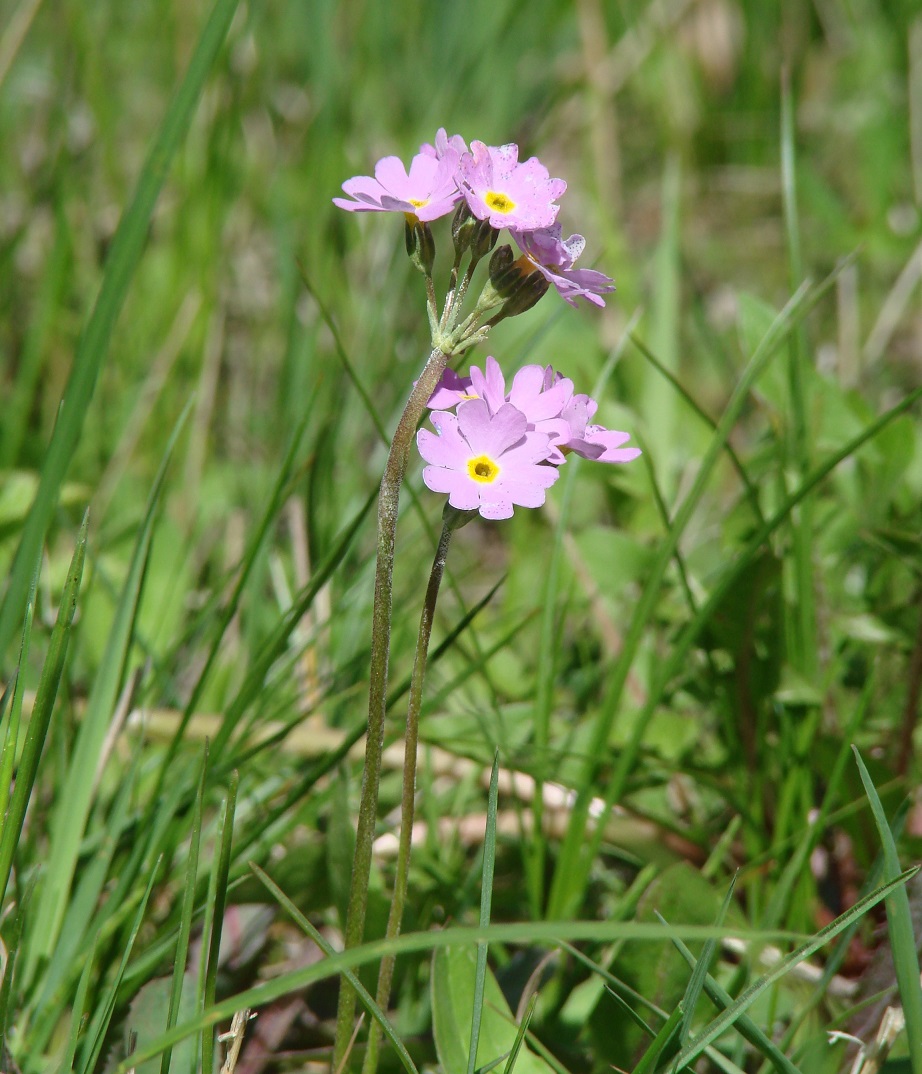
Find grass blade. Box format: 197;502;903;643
780;70;817;683
629;332;763;523
658;383;922;710
550;276;819;918
0;570;36;828
853;747;922;1074
503;993;538;1074
76;856;163;1074
0;894;25;1055
115;919;802;1072
0;0;240;661
0;511;87;906
251;863;420;1074
668;933;802;1074
468;752;501;1074
200;770;238;1074
59;933;98;1074
25;405;189;977
633;1006;684;1074
676;873;738;1050
160;743;209;1074
669;869;918;1072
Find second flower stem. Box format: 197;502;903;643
361;516;456;1074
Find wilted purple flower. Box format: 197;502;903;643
417;399;559;520
561;394;641;462
568;426;641;463
458;142;566;232
512;225;615;308
425;368;475;410
333;152;461;222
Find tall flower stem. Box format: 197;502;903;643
332;346;452;1072
361;515;459;1074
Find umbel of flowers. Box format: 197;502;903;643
331;129;640;1074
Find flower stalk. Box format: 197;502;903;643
331;344;451;1072
361;508;470;1074
330;128;634;1074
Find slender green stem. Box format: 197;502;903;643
362;518;456;1074
440;250;465;332
780;70;817;683
332;347;452;1072
425;275;438;337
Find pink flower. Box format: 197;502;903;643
417;399;559;520
468;357;574;463
427;357;641;468
333;152;462;222
512;225;615;308
420;128;469;162
457;141;566;231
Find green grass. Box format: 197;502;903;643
1;0;922;1072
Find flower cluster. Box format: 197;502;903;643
334;128;614;308
418;357;640;519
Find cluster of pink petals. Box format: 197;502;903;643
456;141;566;231
418;400;559;520
334;133;605;289
512;225;615;308
418;356;640;519
334;129;615;308
332;151;462;223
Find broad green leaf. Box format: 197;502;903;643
101;977;197;1074
432;946;556;1074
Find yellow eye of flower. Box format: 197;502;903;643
468;455;500;483
409;198;429;208
485;191;516;214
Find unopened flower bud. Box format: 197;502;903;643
470;219;499;260
442;502;479;531
404;214;435;276
481;246;549;318
451;202;499;261
451;201;476;257
487;245;518;296
501;271;550;317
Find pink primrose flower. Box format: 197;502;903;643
417;398;559;520
420;128;469;162
426;357;640;470
512;225;615;308
457;141;566;232
468;356;574;463
333;151;462;222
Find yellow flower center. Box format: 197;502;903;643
485;190;516;214
467;455;500;483
409;197;429;208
